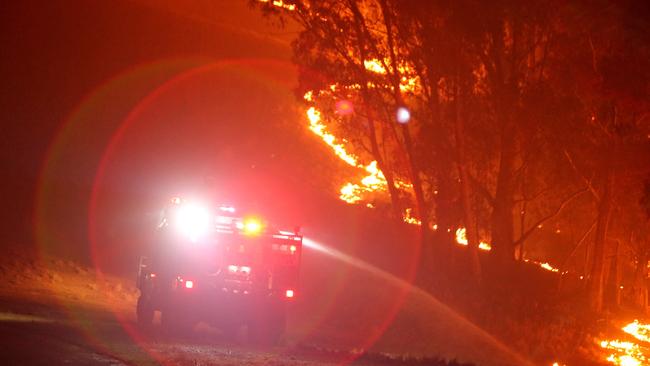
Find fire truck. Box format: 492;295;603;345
136;197;302;343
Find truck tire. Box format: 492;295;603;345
136;295;154;327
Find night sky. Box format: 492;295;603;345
0;1;321;263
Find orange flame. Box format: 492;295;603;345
454;228;492;251
363;59;418;93
305;99;423;224
258;0;296;11
523;259;563;273
623;321;650;343
600;320;650;365
306;106;358;167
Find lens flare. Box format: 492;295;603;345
335;100;354;115
396;106;410;124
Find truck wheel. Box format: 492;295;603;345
136;295;154;327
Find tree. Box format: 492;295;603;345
549;0;650;311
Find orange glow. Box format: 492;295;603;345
286;289;294;298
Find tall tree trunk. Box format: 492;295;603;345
589;169;614;312
377;0;427;224
633;250;648;312
347;1;402;219
400;124;427;221
455;84;481;282
488;21;518;264
363;91;402;219
491;124;517;263
614;240;622;307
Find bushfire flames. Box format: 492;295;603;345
454;227;492;251
306;106;389;204
304;100;571;278
303;60;568;275
304;92;570;276
600;320;650;366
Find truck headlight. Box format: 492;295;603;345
175;203;210;241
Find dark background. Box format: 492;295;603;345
0;1;350;270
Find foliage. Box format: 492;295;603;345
254;0;650;311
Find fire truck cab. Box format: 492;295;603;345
136;197;302;343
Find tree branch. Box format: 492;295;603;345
563;149;600;200
514;187;589;247
561;218;597;271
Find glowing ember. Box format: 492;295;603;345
258;0;296;11
540;262;560;273
403;208;421;226
523;258;563;273
601;339;647;366
364;59;387;74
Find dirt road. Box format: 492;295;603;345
0;247;530;365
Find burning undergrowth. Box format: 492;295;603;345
416;246;648;366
